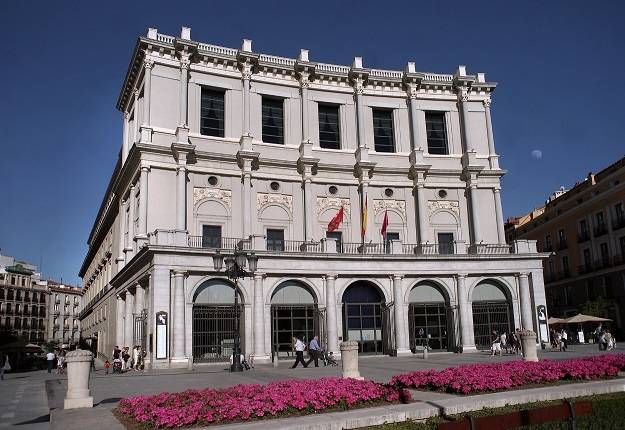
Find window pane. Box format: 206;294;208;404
318;104;340;149
425;112;448;155
200;89;225;137
262;98;284;144
202;225;222;248
267;229;285;251
372;109;394;153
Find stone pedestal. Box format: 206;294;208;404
520;330;538;362
64;350;94;409
340;341;363;380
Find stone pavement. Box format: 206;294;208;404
0;344;618;429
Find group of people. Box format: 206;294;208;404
490;329;523;356
595;324;616;350
290;335;337;368
45;349;68;374
105;345;145;374
550;328;569;351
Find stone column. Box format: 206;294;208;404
520;330;538;362
457;87;472;152
456;274;475;351
325;274;339;355
518;273;534;331
124;291;134;348
133;89;140;143
176;165;187;231
483;98;499;169
407;84;419;151
242;165;252;237
116;295;125;347
126;185;136;259
252;274;269;360
179;57;190;126
241;60;253;137
116;199;127;270
415;183;428;244
493;188;506;244
134;284;145;315
393;275;410;354
140;59;153;143
137;166;149;246
354;78;366;149
64;349;94;409
121;112;130;164
468;184;482;244
299;71;310;143
172;271;186;360
303;170;314;241
340;341;363;380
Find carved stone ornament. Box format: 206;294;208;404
143;59;154;69
483;98;492;108
257;193;293;214
373;199;406;217
427;200;460;217
316;197;351;216
193;187;232;207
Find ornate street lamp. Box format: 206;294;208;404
212;249;258;372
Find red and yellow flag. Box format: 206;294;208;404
327;206;344;232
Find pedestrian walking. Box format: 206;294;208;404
46;350;56;373
306;335;322;367
291;336;308;369
490;331;501;356
500;332;508;354
104;360;110;374
560;329;568;351
133;346;140;371
1;354;10;380
57;351;66;375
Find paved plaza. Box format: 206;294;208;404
0;344;619;429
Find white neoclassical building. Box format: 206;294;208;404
79;26;549;368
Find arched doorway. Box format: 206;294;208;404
270;281;321;359
342;281;386;355
192;279;243;363
408;282;451;351
472;281;512;349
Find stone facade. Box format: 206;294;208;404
507;156;625;335
79;27;548;367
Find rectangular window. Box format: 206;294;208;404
596;211;605;227
385;232;400;254
200;88;225;137
620;236;625;258
583;248;592;270
545;235;552;250
425;112;448;155
600;242;610;265
201;225;222;248
318;104;341;149
266;229;285;251
326;231;343;253
372;109;395;153
562;256;569;276
580;219;588;234
437;232;454;254
262;97;284;145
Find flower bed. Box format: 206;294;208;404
391;354;625;394
118;377;410;428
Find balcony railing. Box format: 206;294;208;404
613;216;625;231
594;224;608;237
577;231;590;243
183;235;528;256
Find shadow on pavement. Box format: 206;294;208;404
96;398;123;406
15;414;50;425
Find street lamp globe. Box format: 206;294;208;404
212;252;224;271
235;251;247;269
224;256;235;272
247;253;258;273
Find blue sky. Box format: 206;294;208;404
1;0;624;284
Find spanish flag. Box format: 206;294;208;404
361;195;368;240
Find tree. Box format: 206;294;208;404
41;339;60;353
580;296;610;319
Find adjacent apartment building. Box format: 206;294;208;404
506;156;625;334
79;27;547;368
0;253;82;346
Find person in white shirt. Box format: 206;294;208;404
291;336;308;369
46;351;55;373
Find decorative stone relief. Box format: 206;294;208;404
316;197;351;216
427;200;460;217
373;199;406;217
193;188;232;207
257;193;293;214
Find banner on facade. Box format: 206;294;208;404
156;311;168;359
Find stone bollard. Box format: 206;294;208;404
340;341;363;380
423;346;428;360
273;352;279;368
64;349;94;409
520;330;538;362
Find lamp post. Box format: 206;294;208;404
212;249;258;372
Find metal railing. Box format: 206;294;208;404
468;244;511;255
187;236;250;250
594;224;608;237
